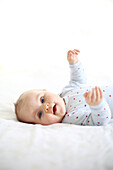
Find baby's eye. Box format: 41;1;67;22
41;97;44;103
39;111;42;118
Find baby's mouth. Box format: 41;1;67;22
53;104;57;114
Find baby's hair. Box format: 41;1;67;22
14;93;24;121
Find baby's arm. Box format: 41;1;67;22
67;49;87;85
84;87;111;125
62;87;111;126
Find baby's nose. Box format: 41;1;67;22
44;103;52;113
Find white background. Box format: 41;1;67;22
0;0;113;92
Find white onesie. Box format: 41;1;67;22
60;61;113;126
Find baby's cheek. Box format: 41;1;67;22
46;115;61;124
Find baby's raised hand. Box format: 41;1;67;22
67;49;80;64
83;86;103;106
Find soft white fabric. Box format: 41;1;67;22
0;70;113;170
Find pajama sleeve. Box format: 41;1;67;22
61;61;87;93
69;61;87;85
87;99;111;126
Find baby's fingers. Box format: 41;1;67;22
83;92;88;98
97;86;103;100
91;88;96;103
95;86;103;105
85;91;92;104
84;87;103;106
99;87;103;99
73;49;80;53
95;87;100;102
67;50;74;57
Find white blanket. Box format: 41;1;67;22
0;70;113;170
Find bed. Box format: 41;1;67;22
0;68;113;170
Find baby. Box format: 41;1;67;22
15;49;113;126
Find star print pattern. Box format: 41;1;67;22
60;61;112;126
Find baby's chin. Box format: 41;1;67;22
41;122;59;125
41;118;63;125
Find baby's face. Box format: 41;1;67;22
18;89;66;125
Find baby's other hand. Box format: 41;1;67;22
67;49;80;65
83;86;103;106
